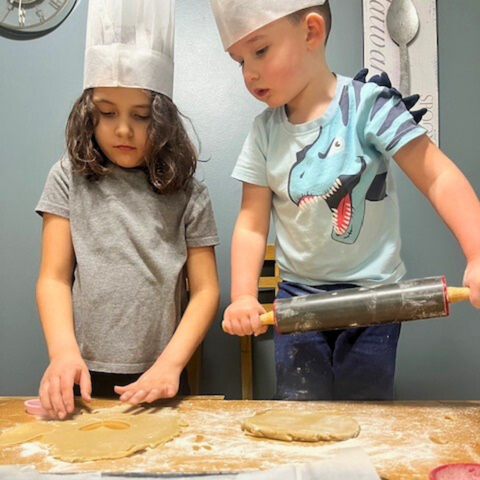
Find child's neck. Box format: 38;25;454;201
286;65;337;125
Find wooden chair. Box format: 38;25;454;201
240;244;281;399
187;244;281;398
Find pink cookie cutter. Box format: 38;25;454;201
24;399;49;418
429;463;480;479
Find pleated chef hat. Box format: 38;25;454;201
83;0;175;98
209;0;326;51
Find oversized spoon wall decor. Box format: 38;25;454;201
386;0;419;97
363;0;439;145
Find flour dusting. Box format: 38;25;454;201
21;442;49;457
2;398;479;480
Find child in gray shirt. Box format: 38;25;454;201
35;0;219;420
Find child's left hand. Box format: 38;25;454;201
114;361;182;405
463;257;480;308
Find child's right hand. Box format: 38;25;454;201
39;354;91;420
222;295;268;337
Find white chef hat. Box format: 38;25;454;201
83;0;175;98
209;0;326;51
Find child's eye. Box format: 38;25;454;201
135;115;151;120
100;111;114;117
256;46;268;56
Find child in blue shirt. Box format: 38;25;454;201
209;0;480;400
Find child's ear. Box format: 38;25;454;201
304;13;326;50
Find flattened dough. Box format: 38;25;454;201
241;409;360;442
0;422;56;446
0;405;184;462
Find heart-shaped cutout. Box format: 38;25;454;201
80;419;131;431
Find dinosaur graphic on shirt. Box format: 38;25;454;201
288;70;426;244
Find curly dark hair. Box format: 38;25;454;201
65;89;197;195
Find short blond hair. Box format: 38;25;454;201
288;2;332;44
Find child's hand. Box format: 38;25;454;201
222;295;268;337
39;354;91;420
115;362;181;405
463;257;480;308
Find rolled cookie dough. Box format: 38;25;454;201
0;405;184;462
0;421;56;446
241;409;360;442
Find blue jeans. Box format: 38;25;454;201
274;281;401;401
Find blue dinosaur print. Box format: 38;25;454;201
288;70;426;245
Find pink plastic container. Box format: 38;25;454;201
429;464;480;480
24;399;49;418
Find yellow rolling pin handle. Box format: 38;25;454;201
447;287;470;304
221;310;276;333
259;311;276;326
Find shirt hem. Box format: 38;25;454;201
231;168;269;187
186;236;220;248
85;360;155;374
35;202;70;219
280;265;407;287
388;128;427;157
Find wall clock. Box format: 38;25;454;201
0;0;77;37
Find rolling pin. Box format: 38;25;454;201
259;276;470;334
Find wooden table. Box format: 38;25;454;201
0;396;479;479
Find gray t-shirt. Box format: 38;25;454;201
36;158;219;374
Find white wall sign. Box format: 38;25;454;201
363;0;439;145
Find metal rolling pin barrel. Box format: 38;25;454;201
259;277;470;334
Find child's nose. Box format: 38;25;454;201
115;120;134;137
243;64;260;83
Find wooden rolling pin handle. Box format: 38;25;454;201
259;311;275;326
447;286;470;304
221;310;275;333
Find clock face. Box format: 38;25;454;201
0;0;77;35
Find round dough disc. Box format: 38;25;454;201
241;409;360;442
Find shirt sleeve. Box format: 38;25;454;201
231;114;269;187
185;182;220;248
362;84;427;158
35;158;72;219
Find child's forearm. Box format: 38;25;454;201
427;166;480;262
36;277;81;360
396;135;480;263
231;226;269;301
230;183;272;302
155;286;220;370
155;246;219;370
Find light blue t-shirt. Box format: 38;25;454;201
232;75;427;287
